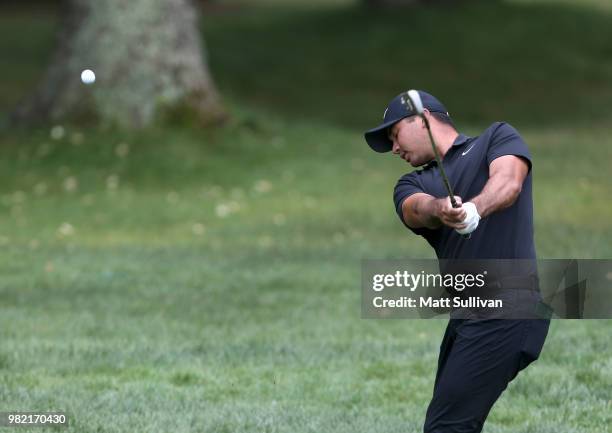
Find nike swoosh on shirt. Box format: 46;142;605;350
462;142;477;156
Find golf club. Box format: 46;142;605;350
402;90;470;238
403;90;458;207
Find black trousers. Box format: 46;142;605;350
423;318;550;433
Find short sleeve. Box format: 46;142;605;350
393;173;429;236
487;122;532;173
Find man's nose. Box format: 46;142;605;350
392;141;400;154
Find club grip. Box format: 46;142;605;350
451;198;471;238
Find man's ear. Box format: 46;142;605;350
421;108;430;128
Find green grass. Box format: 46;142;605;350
0;1;611;432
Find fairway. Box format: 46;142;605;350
1;1;611;432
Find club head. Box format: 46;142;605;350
407;90;424;115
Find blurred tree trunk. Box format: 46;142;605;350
12;0;225;128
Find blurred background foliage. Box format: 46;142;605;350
3;0;612;129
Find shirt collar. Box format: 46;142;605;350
422;133;471;169
452;133;471;147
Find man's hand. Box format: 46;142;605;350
401;195;479;232
434;196;468;230
402;194;468;230
455;202;480;235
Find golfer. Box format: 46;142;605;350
364;90;551;433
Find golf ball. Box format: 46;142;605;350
80;69;96;85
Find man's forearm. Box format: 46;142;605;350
415;196;443;229
407;194;442;229
471;175;522;218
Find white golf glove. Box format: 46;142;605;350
455;202;480;235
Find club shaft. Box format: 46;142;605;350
422;115;470;238
422;116;458;208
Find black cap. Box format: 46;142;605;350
364;90;450;153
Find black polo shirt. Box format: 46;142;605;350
393;122;535;259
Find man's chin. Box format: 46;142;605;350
400;156;420;167
408;157;430;167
